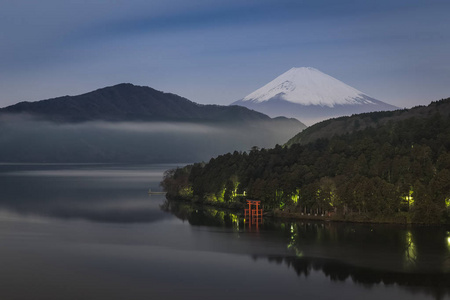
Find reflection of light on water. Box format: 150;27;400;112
404;231;417;268
287;223;303;257
447;231;450;251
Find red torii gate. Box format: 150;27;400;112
244;200;263;226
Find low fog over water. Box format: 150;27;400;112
0;114;301;163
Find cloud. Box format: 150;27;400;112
86;121;221;134
0;114;301;163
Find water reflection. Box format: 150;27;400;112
405;231;418;269
163;199;450;298
161;200;241;229
447;232;450;251
253;255;450;300
2;164;450;300
0;164;173;223
275;220;450;273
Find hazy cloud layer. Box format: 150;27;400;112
0;114;301;163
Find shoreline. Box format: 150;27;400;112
163;197;448;226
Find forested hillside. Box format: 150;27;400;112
162;98;450;224
286;98;450;146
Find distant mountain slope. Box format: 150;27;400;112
0;84;305;163
1;83;298;123
232;67;398;125
286;97;450;146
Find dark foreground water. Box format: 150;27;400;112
0;164;449;300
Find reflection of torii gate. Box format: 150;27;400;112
244;200;263;228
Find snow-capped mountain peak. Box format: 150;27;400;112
242;67;373;107
231;67;398;125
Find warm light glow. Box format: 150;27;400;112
447;232;450;250
230;180;242;198
180;186;193;198
401;188;414;208
218;189;225;202
328;191;336;207
290;189;300;204
230;213;239;228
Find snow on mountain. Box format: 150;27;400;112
242;67;373;107
232;67;398;125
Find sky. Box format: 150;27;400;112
1;0;449;109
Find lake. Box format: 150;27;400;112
0;164;449;300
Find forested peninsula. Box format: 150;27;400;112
161;98;450;224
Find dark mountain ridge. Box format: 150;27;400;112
1;83;304;125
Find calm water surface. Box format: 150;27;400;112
0;164;449;300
